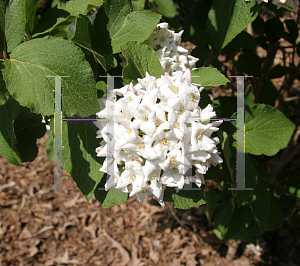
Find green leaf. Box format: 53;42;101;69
191;67;229;88
191;43;210;68
244;104;295;156
259;81;277;106
205;190;220;223
0;62;9;106
238;51;262;77
217;96;236;118
58;0;103;16
252;15;265;36
245;87;254;106
25;0;41;32
212;201;233;239
32;7;76;37
0;0;8;53
267;194;284;230
183;0;213;34
0;97;22;166
71;14;107;70
198;89;213;110
234;154;258;207
153;0;177;18
234;218;261;244
220;130;236;185
225;31;258;50
207;0;259;51
205;165;222;180
278;194;296;218
164;187;206;209
121;41;162;85
274;30;294;44
95;0;161;54
269;64;291;79
247;179;271;232
223;204;253;241
96;80;107;98
32;0;103;37
60;120;105;201
5;0;26;52
45;133;54;161
265;18;284;41
2;36;99;117
132;0;144;10
13;106;46;162
94;178;129;207
245;104;295;156
285;19;298;43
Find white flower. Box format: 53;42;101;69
95;23;223;206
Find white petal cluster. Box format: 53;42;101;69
246;0;299;8
121;23;199;75
94;70;223;206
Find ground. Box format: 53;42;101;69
1;134;300;266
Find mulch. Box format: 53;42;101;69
0;134;270;266
1;134;299;266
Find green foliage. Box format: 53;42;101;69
2;36;99;117
244;104;295;156
259;81;277;106
5;0;26;52
25;0;41;32
269;65;291;79
32;0;103;37
238;51;262;77
252;15;265;36
71;14;107;70
96;0;161;54
223;31;258;52
191;67;229;88
0;62;9;106
13;106;46;162
205;190;221;223
0;97;22;166
234;154;258;207
0;0;9;53
153;0;178;18
94;178;129;207
164;188;206;209
207;0;259;51
45;133;54;161
59;120;106;201
121;41;162;84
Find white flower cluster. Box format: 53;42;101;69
144;23;199;75
94;69;223;206
246;0;299;8
120;23;199;75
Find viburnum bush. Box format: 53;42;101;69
0;0;299;243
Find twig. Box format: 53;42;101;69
144;0;149;10
204;46;218;67
278;63;300;112
261;40;278;83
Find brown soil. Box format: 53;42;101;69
1;134;299;266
